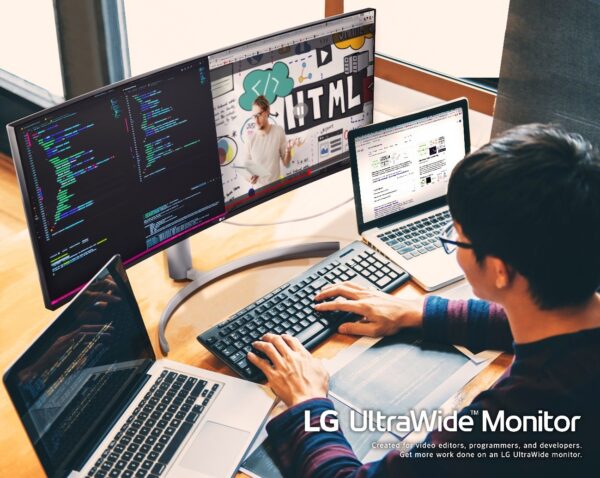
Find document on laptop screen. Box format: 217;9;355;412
355;107;466;223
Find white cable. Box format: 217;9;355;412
224;197;354;227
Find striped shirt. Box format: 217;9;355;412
266;296;600;477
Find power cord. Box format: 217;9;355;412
224;197;354;227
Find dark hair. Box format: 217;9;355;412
448;123;600;309
253;95;270;111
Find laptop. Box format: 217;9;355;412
348;98;471;291
4;255;275;478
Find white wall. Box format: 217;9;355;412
374;78;493;149
346;0;509;78
124;0;325;76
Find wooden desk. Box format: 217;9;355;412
0;170;510;476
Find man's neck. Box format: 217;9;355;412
503;293;600;344
258;123;271;135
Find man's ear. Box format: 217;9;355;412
487;256;514;289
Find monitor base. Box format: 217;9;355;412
159;240;341;355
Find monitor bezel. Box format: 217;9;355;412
7;8;376;309
348;98;471;234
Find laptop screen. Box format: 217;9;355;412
352;101;468;226
3;256;154;477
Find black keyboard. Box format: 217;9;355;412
86;370;220;478
198;241;409;382
377;209;451;260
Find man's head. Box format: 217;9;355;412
252;95;270;130
448;123;600;310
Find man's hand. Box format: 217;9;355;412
250;175;259;185
314;282;424;337
247;334;329;407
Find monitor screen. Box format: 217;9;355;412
3;256;154;477
208;9;375;211
10;56;225;308
8;9;375;309
353;102;467;225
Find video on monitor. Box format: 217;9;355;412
208;9;375;210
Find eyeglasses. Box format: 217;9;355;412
252;110;268;119
438;222;474;254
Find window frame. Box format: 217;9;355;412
324;0;496;115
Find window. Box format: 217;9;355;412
345;0;509;86
0;1;63;98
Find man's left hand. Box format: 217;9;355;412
248;333;329;406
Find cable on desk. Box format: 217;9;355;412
224;197;354;227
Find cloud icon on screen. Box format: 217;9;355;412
239;62;294;111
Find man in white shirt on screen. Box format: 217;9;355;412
246;95;291;187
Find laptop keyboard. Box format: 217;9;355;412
377;210;451;260
198;241;409;382
86;370;220;478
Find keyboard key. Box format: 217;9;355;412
190;380;206;397
376;276;392;288
186;412;199;423
294;322;326;344
152;443;164;454
158;421;193;465
221;346;236;357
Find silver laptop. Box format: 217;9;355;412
348;99;471;291
3;255;275;478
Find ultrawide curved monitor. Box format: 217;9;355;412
7;9;376;309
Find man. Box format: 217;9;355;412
246;124;600;475
246;95;291;187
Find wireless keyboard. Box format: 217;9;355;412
197;241;410;382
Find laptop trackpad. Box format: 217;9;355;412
179;421;249;477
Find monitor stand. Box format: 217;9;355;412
158;238;340;354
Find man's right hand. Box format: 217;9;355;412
250;175;259;185
313;282;424;337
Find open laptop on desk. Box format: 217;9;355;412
348;98;471;291
4;255;274;478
